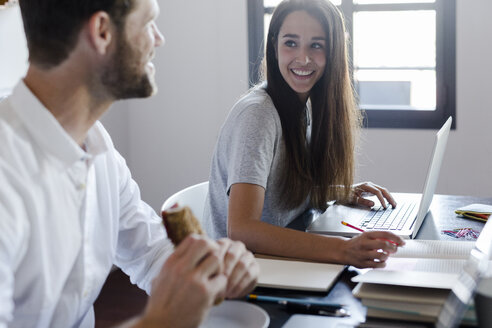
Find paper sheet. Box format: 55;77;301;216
394;240;474;259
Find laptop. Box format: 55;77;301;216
306;116;452;239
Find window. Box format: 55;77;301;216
247;0;456;129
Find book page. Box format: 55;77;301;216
383;258;467;274
393;240;474;259
352;270;458;289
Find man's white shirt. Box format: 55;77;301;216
0;82;174;327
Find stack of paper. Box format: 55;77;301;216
353;283;476;324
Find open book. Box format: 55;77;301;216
352;240;476;289
255;256;345;292
352;240;480;324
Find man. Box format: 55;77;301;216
0;0;259;327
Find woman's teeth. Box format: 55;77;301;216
291;69;313;76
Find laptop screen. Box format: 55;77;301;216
436;219;492;328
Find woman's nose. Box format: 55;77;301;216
295;47;312;65
295;55;311;65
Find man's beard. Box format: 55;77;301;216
101;33;156;100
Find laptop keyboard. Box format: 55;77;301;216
359;202;416;231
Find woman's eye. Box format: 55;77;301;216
284;40;296;47
311;42;324;49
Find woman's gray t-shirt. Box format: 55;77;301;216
203;87;309;239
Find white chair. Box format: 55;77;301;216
161;181;209;221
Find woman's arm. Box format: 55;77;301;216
228;183;404;268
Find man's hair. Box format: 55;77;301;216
19;0;134;68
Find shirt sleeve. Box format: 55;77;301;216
0;169;29;327
226;103;279;193
112;151;174;295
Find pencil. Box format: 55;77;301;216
341;220;364;232
341;220;399;245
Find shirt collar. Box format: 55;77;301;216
9;81;109;168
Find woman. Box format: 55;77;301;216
203;0;404;268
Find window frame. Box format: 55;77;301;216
247;0;456;129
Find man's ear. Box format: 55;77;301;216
86;11;114;55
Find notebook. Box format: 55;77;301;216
306;116;452;239
255;256;345;292
455;203;492;222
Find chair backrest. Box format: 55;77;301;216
161;181;209;221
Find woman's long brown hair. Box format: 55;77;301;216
264;0;361;211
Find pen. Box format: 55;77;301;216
341;220;399;246
246;294;350;317
285;302;350;317
247;294;343;307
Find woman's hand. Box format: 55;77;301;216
351;182;396;209
340;231;405;268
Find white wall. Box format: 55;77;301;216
0;6;28;96
1;0;490;213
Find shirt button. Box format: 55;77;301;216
77;183;86;190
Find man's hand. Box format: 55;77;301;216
140;234;227;328
217;238;259;299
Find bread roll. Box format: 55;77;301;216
162;205;204;246
162;205;224;305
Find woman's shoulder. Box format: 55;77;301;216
231;84;278;120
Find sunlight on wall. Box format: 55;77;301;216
0;5;28;97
